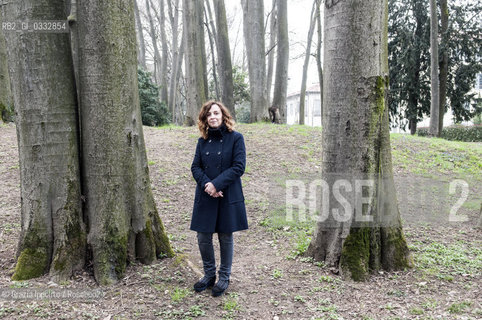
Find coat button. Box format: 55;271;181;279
209;139;212;143
217;151;221;155
220;139;223;143
217;165;220;169
206;152;209;155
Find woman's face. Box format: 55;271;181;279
207;104;223;128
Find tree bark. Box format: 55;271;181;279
241;0;268;122
183;0;207;125
77;0;173;285
146;0;162;83
266;1;277;106
204;1;220;101
167;0;182;124
271;0;289;123
2;0;86;282
428;0;440;137
0;16;13;123
299;0;318;125
213;0;235;118
315;0;323;120
438;0;448;134
134;0;147;69
306;0;412;281
159;0;169;105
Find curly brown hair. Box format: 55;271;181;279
197;100;235;139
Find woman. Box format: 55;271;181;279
190;100;248;297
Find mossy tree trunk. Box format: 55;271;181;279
306;0;412;281
183;0;207;126
2;0;85;282
77;0;173;285
428;0;440;137
2;0;173;285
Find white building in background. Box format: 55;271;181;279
286;83;322;126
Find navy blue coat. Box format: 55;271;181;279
190;124;248;233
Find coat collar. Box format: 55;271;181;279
208;123;227;138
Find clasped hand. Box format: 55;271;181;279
204;182;223;198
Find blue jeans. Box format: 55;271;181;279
197;232;233;281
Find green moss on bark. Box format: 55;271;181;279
12;248;49;280
340;227;371;281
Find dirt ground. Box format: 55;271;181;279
0;123;480;319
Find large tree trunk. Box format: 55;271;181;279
428;0;440;137
299;0;318;125
266;1;277;106
146;0;162;84
241;0;268;122
438;0;448;134
271;0;289;123
77;0;173;285
3;0;173;285
0;15;13;123
213;0;235;118
183;0;207;125
2;1;86;282
134;0;147;69
306;0;412;281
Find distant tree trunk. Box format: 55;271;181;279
159;0;169;104
315;0;323;119
438;0;448;134
146;0;161;83
134;0;147;69
183;0;207;125
271;0;289;123
3;0;85;282
306;0;412;281
204;1;220;100
299;0;317;125
167;0;182;124
77;0;173;285
429;0;440;137
241;0;268;122
407;0;425;136
266;1;277;106
213;0;235;118
0;15;13;123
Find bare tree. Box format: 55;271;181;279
167;0;184;124
213;0;235;117
204;0;220;100
146;0;162;83
428;0;440;136
134;0;147;69
314;0;323;119
299;0;318;125
159;0;169;104
241;0;267;122
306;0;411;281
271;0;289;123
266;1;277;106
183;0;208;125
